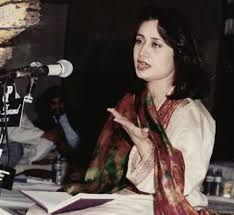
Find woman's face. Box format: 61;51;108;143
133;20;175;83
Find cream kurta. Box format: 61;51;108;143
126;98;215;209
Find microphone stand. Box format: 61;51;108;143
0;65;49;84
0;68;29;84
0;74;39;192
0;79;16;191
24;76;38;104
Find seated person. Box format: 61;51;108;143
1;113;55;167
0;83;55;168
34;86;80;159
0;141;23;168
27;6;216;215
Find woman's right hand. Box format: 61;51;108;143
107;108;153;158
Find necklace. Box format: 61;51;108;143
156;86;174;111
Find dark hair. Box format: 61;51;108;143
35;86;64;114
131;6;210;100
43;86;64;102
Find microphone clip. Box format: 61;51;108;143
0;165;16;190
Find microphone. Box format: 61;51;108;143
0;59;73;81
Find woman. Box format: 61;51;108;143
27;6;216;214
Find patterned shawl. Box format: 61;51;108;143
66;90;216;214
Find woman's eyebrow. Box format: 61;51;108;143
137;34;163;42
136;33;144;37
151;37;163;42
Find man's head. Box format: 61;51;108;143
44;86;65;116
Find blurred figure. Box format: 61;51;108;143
0;142;23;168
0;83;55;168
5;113;55;166
34;86;80;160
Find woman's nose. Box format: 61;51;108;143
139;45;149;58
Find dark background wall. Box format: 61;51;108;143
6;0;228;163
212;1;234;161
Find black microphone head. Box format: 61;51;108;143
57;59;73;78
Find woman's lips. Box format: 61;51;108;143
136;60;150;71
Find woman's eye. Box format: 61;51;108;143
152;42;161;48
135;39;142;44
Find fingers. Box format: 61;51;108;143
107;108;134;130
107;108;149;138
107;108;122;119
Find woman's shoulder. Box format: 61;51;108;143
184;98;214;118
172;98;215;128
166;98;215;142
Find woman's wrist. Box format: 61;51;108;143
135;138;154;159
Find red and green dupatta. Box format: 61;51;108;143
66;93;136;194
137;90;215;214
66;90;216;214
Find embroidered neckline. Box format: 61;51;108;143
156;86;175;111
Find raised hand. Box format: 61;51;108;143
107;108;153;158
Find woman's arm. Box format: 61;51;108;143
107;107;155;193
107;108;153;158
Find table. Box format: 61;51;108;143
0;180;61;215
208;195;234;214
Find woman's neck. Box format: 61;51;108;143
147;80;174;108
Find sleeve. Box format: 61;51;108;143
170;102;215;197
7;113;46;144
7;114;55;162
126;146;155;193
58;113;80;148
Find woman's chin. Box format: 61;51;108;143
136;72;149;81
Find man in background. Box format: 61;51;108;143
34;86;80;160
